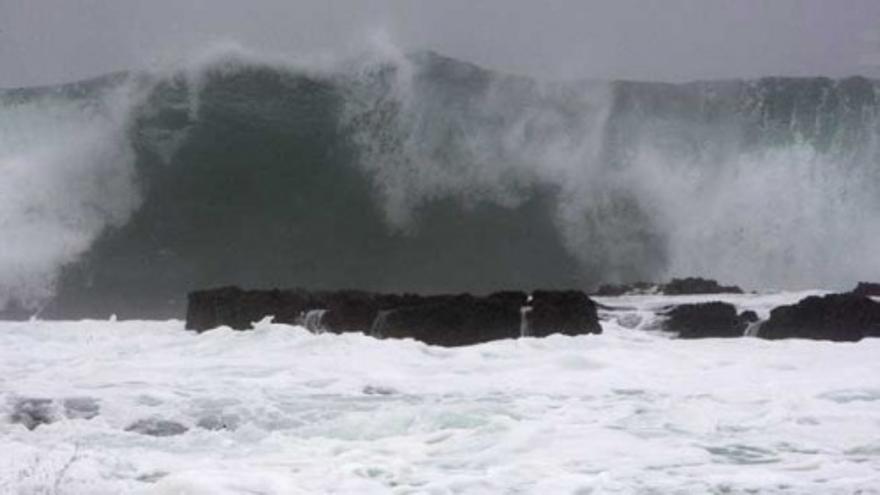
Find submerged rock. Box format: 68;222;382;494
62;397;100;420
196;414;239;431
616;313;643;329
662;302;754;338
126;418;189;437
9;397;101;430
760;294;880;342
10;398;56;430
363;385;397;396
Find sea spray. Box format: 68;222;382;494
301;309;328;334
3;47;880;317
0;78;145;310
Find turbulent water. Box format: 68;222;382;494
2;48;880;317
2;292;880;493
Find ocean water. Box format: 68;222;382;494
4;51;880;320
2;292;879;494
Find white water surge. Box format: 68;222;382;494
301;309;328;334
1;292;879;493
0;86;143;310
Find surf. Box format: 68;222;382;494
2;47;879;318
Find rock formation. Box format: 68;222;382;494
662;302;756;338
186;287;600;346
760;293;880;342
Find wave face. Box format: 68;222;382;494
2;50;880;318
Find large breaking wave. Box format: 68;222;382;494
2;46;880;318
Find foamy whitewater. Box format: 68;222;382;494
2;43;880;493
2;292;879;494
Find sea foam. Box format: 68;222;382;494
1;291;878;493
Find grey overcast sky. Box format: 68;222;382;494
2;0;880;88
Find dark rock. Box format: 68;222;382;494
374;294;522;346
186;286;313;331
370;289;596;345
662;302;754;338
136;472;169;483
363;385;396;396
186;287;598;346
9;397;101;430
62;397;100;420
661;277;744;295
318;292;528;335
314;290;380;332
126;418;189;437
760;294;880;342
852;282;880;297
187;287;441;333
739;310;759;324
196;414;239;431
315;291;423;334
10;398;56;430
528;290;602;337
486;291;530;307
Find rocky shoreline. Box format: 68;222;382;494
186;287;601;347
603;280;880;342
185;279;880;345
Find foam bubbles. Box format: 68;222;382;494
1;298;879;493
